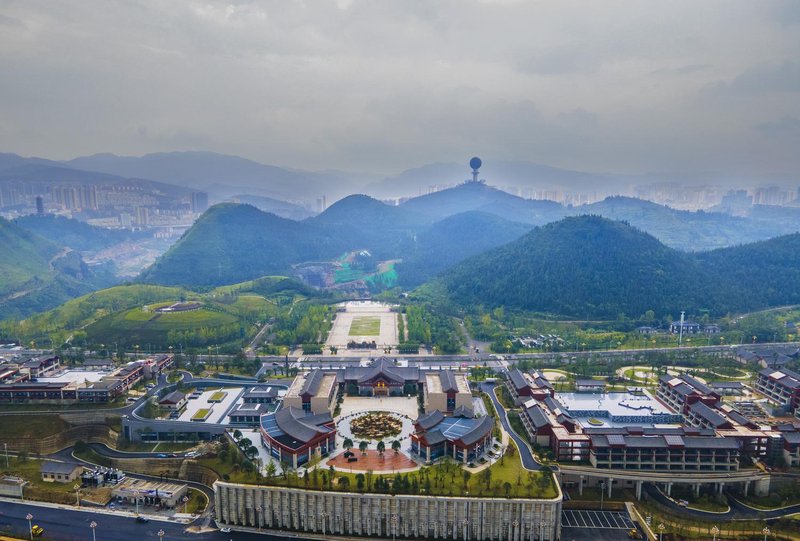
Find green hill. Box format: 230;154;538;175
0;217;113;319
14;214;135;252
139;203;337;287
436;215;800;319
396;211;533;286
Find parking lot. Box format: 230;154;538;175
562;510;636;529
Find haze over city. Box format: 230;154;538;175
1;0;799;182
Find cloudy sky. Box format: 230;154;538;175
0;0;798;177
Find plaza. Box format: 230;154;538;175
325;301;399;352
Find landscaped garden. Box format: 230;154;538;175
349;412;402;440
349;316;382;336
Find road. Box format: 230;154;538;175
0;500;313;541
480;382;541;471
643;482;800;521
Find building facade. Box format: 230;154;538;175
214;482;562;541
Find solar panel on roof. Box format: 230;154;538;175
664;435;684;446
607;434;626;446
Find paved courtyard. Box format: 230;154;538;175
338;395;419;418
327;449;418;472
325;301;398;348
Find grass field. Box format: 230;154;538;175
85;305;239;346
348;316;381;336
192;408;211;420
209;391;227;402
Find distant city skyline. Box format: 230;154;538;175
0;1;799;179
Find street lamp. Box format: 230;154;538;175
512;520;518;541
89;521;97;541
182;495;189;514
74;483;81;506
133;489;140;515
26;513;33;541
762;526;770;541
391;513;398;541
157;529;165;541
657;523;665;541
599;480;605;511
711;525;719;541
3;442;8;468
463;518;470;540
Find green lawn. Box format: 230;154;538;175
349;316;381;336
192;408;211;420
209;391;227;402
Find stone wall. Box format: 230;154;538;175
214;481;562;541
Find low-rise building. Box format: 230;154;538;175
40;461;83;483
0;476;26;498
574;379;606;393
410;409;494;464
423;371;472;414
589;433;740;471
282;371;338;415
506;369;553;403
159;390;187;411
260;407;336;468
242;386;279;404
113;478;188;508
754;367;800;414
21;355;60;378
228;403;270;426
656;374;720;413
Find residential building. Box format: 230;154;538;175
754;367;800;414
40;461;83;483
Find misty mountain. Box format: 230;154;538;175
367;160;623;198
139;203;338;287
572;196;762;251
400;182;566;224
435;215;800;319
0;152;63;173
14;214;137;252
0;217;114;319
396;211;533;285
67;151;363;201
229;194;315;221
136;193;542;289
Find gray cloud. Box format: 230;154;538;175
0;0;798;180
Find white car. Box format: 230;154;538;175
220;527;231;533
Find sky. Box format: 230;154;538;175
0;0;799;177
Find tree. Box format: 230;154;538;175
503;481;512;497
266;461;276;479
343;438;353;452
481;467;492;489
232;429;242;441
239;437;253;449
355;473;365;490
359;441;369;455
462;470;471;490
391;440;401;454
376;440;386;456
338;476;350;490
245;446;258;460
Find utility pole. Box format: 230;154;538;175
678;311;685;346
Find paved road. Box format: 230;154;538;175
480;382;541;471
0;500;312;541
643;483;800;521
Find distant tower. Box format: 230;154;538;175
35;196;44;215
469;156;482;183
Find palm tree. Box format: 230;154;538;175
359;441;368;455
391;440;401;454
376;440;386;456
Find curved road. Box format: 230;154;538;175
481;382;542;471
644;482;800;521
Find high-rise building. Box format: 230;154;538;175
35;196;44;215
135;206;149;226
190;192;208;213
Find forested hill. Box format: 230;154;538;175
139;203;339;287
0;218;111;319
436;215;800;319
15;214;135;251
395;211;533;286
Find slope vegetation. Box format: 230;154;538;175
437;215;800;319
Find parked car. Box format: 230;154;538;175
135;516;149;524
31;525;44;536
156;453;168;458
627;529;642;539
677;499;689;507
220;527;231;533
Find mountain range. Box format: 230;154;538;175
435;215;800;319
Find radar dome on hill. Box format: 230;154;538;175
468;156;483;183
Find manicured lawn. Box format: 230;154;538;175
192;408;211;420
349;316;381;336
209;391;227;402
